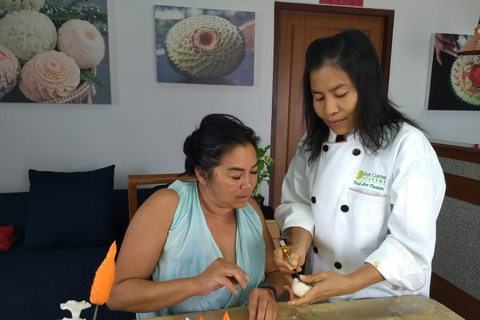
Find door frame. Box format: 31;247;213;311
270;2;395;208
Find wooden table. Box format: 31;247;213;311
145;296;464;320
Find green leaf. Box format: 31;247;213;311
80;69;102;88
253;145;274;197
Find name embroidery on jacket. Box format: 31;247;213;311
354;170;386;191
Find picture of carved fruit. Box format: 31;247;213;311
165;15;246;79
450;55;480;107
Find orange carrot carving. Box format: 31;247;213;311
90;241;117;305
223;311;231;320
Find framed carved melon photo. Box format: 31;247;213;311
154;5;255;86
426;32;480;111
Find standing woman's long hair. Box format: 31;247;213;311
301;29;423;163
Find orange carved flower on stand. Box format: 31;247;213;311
90;241;116;320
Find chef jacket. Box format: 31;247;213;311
275;123;446;301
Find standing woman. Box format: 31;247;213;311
107;114;284;319
274;29;446;306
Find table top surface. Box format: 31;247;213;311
145;295;464;320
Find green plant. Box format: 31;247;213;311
252;145;274;198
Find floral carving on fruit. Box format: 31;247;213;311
58;19;105;69
0;44;20;98
0;0;110;104
0;0;45;13
19;50;80;102
191;27;221;55
450;55;480;106
0;10;57;63
165;15;246;79
155;5;255;85
467;63;480;89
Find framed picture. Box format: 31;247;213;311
0;0;111;104
155;5;255;86
426;33;479;110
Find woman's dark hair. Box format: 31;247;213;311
302;29;423;162
183;113;260;179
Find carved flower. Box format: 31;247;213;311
0;44;20;98
165;15;246;78
451;55;480;106
0;0;45;13
467;63;480;89
58;19;105;69
0;10;57;63
19;50;80;102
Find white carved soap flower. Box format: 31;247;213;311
165;15;246;78
0;0;45;13
0;10;57;63
19;50;80;102
0;44;21;98
58;19;105;69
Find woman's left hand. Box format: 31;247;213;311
288;272;351;307
247;287;278;320
288;264;385;307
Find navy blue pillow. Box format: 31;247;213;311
24;165;115;250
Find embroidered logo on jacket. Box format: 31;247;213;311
354;170;386;191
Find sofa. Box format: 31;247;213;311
0;165;155;320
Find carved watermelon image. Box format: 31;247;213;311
450;55;480;107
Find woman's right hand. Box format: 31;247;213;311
274;244;306;285
194;258;250;296
434;33;459;65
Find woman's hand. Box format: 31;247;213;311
434;33;459;65
194;258;250;296
288;264;385;307
287;272;350;307
274;244;306;286
247;287;278;320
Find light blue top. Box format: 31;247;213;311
137;181;266;319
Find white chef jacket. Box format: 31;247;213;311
275;123;446;301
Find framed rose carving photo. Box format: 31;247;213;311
0;0;111;104
426;32;479;110
155;5;255;86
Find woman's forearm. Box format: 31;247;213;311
291;227;313;253
346;263;385;294
107;277;198;313
263;270;287;298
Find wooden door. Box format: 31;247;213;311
270;3;394;208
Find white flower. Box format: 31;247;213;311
292;278;312;297
0;44;20;98
58;19;105;69
0;10;57;63
0;0;45;12
19;50;80;102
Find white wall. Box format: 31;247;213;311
1;0;479;193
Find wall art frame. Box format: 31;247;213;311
426;32;479;111
155;5;255;86
0;0;111;104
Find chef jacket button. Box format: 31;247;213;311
313;246;319;254
323;145;329;152
334;262;342;269
340;205;349;212
352;148;361;156
311;196;316;204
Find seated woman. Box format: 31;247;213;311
107;114;284;319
